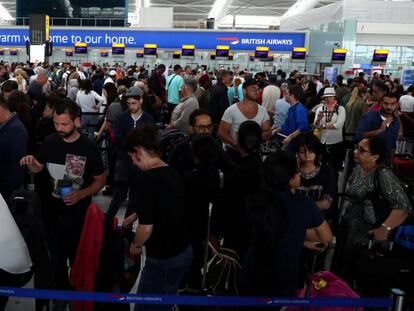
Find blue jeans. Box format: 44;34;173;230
134;246;193;311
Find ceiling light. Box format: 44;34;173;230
208;0;233;20
0;3;14;21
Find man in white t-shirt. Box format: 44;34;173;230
399;85;414;113
218;78;271;163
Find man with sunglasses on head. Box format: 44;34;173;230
218;78;271;164
355;92;400;151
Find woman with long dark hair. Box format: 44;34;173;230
240;151;332;297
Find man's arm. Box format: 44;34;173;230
63;173;106;206
20;155;44;174
261;120;272;141
218;121;237;147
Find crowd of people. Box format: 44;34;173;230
0;60;413;310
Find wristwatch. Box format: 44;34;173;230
381;223;392;232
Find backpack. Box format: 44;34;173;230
158;128;188;161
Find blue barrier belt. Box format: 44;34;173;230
0;287;393;308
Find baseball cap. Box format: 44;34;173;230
242;78;258;89
124;86;144;98
109;70;116;76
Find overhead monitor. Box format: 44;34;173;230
10;49;17;56
228;53;234;61
331;48;347;64
173;51;180;59
112;43;125;55
210;52;216;60
136;50;144;58
65;49;73;57
267;53;274;62
100;50;109;57
216;45;229;58
372;49;389;64
0;49;4;56
17;0;127;19
291;47;307;61
144;43;157;56
249;53;255;61
181;45;195;57
255;46;269;59
74;42;87;54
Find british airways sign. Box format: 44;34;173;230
0;28;306;52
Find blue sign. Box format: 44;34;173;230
324;67;338;85
0;28;306;51
401;69;414;87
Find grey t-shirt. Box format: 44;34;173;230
221;103;269;142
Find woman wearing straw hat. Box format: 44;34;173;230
314;87;346;176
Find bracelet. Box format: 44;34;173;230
381;223;392;232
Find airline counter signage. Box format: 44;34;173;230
0;28;306;51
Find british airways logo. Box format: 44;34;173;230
217;37;294;46
216;37;240;45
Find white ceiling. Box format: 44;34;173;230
1;0;338;28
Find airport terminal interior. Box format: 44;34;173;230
0;0;414;310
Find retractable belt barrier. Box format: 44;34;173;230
0;287;394;308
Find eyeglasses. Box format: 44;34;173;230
193;124;213;130
354;146;371;154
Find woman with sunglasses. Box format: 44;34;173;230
335;135;411;295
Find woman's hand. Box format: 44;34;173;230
304;241;327;252
369;227;389;242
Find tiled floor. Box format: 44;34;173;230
5;192;138;311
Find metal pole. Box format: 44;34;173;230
338;149;353;224
201;202;213;291
389;288;405;311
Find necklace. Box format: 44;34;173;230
301;166;320;179
323;105;337;123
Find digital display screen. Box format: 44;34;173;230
101;51;108;57
173;53;180;59
292;47;307;60
65;51;73;56
255;50;268;59
17;0;127;18
267;55;274;62
216;49;229;57
182;48;194;57
144;44;157;56
112;45;125;55
210;54;216;60
75;44;87;54
331;49;347;63
249;55;255;61
0;50;4;56
10;50;17;55
373;50;389;63
136;52;144;58
228;54;234;60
